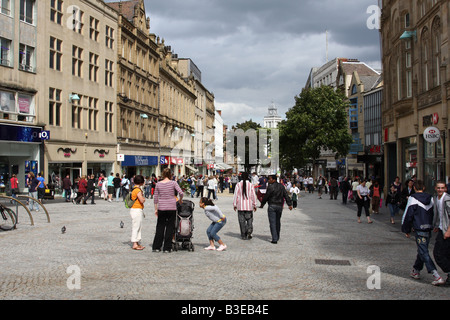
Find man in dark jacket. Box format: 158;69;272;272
260;175;293;244
62;174;72;202
401;180;445;286
83;174;96;205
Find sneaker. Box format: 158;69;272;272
217;244;227;251
432;276;446;286
410;270;421;280
204;245;216;251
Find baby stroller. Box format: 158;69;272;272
173;199;195;252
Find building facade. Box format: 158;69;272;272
263;103;282;129
381;0;449;191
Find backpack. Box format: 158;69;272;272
124;187;141;209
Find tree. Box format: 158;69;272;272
279;86;353;172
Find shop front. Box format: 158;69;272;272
0;123;43;193
121;155;158;178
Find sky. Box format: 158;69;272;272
141;0;382;127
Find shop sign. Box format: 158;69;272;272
423;127;440;143
423;113;439;126
122;155;158;167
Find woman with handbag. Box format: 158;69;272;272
152;168;184;253
356;179;373;224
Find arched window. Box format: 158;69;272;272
431;17;441;87
351;84;357;95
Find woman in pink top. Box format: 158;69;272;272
152;168;184;253
233;172;257;240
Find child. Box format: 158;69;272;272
401;180;445;286
199;197;227;251
129;175;146;251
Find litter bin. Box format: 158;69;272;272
44;183;55;200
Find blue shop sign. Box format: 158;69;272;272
0;124;42;143
122;155;158;167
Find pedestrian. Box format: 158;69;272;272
129;175;146;251
27;172;39;211
195;175;204;198
317;175;325;199
206;176;216;200
290;183;300;209
230;174;239;194
308;176;314;193
189;175;196;198
432;181;450;286
352;178;360;202
36;172;47;203
74;175;87;204
260;175;293;244
152;168;184;253
107;172;114;202
356;179;372;224
370;180;381;214
400;179;415;210
151;173;158;199
144;176;151;198
113;173;122;202
385;184;401;224
329;176;338;200
393;176;402;194
101;175;108;200
10;174;19;202
233;172;257;240
121;174;130;202
401;180;444;285
62;174;72;202
340;177;351;204
257;175;268;203
83;174;96;205
200;197;227;251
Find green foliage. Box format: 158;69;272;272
279;86;353;170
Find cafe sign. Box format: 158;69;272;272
423;127;440;143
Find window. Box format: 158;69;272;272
105;26;114;49
72;7;83;33
405;39;412;98
0;37;12;67
405;13;410;28
50;0;63;25
105;59;114;87
71;94;82;129
20;0;35;24
89;52;99;82
1;0;11;15
49;88;61;126
89;17;99;42
50;37;62;71
72;46;83;77
87;97;98;131
19;44;35;72
105;101;113;133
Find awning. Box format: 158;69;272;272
185;164;199;172
215;163;233;170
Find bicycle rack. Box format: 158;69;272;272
0;195;34;226
17;195;50;224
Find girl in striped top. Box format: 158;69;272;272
152;168;184;253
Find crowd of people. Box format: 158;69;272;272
20;169;450;287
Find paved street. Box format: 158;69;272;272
0;189;449;301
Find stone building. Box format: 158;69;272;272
381;0;449;191
107;0;160;177
0;0;119;190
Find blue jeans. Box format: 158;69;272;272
413;231;437;273
388;203;399;218
207;219;226;242
29;191;39;211
268;204;283;242
190;185;196;198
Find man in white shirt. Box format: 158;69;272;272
433;181;450;285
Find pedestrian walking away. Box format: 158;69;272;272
401;180;445;286
27;172;39;211
36;172;47;204
432;181;450;286
10;174;19;202
260;175;293;244
62;174;72;202
129;175;146;251
356;179;372;224
152;168;184;253
200;197;227;251
233;172;257;240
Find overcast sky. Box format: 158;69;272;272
142;0;381;127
